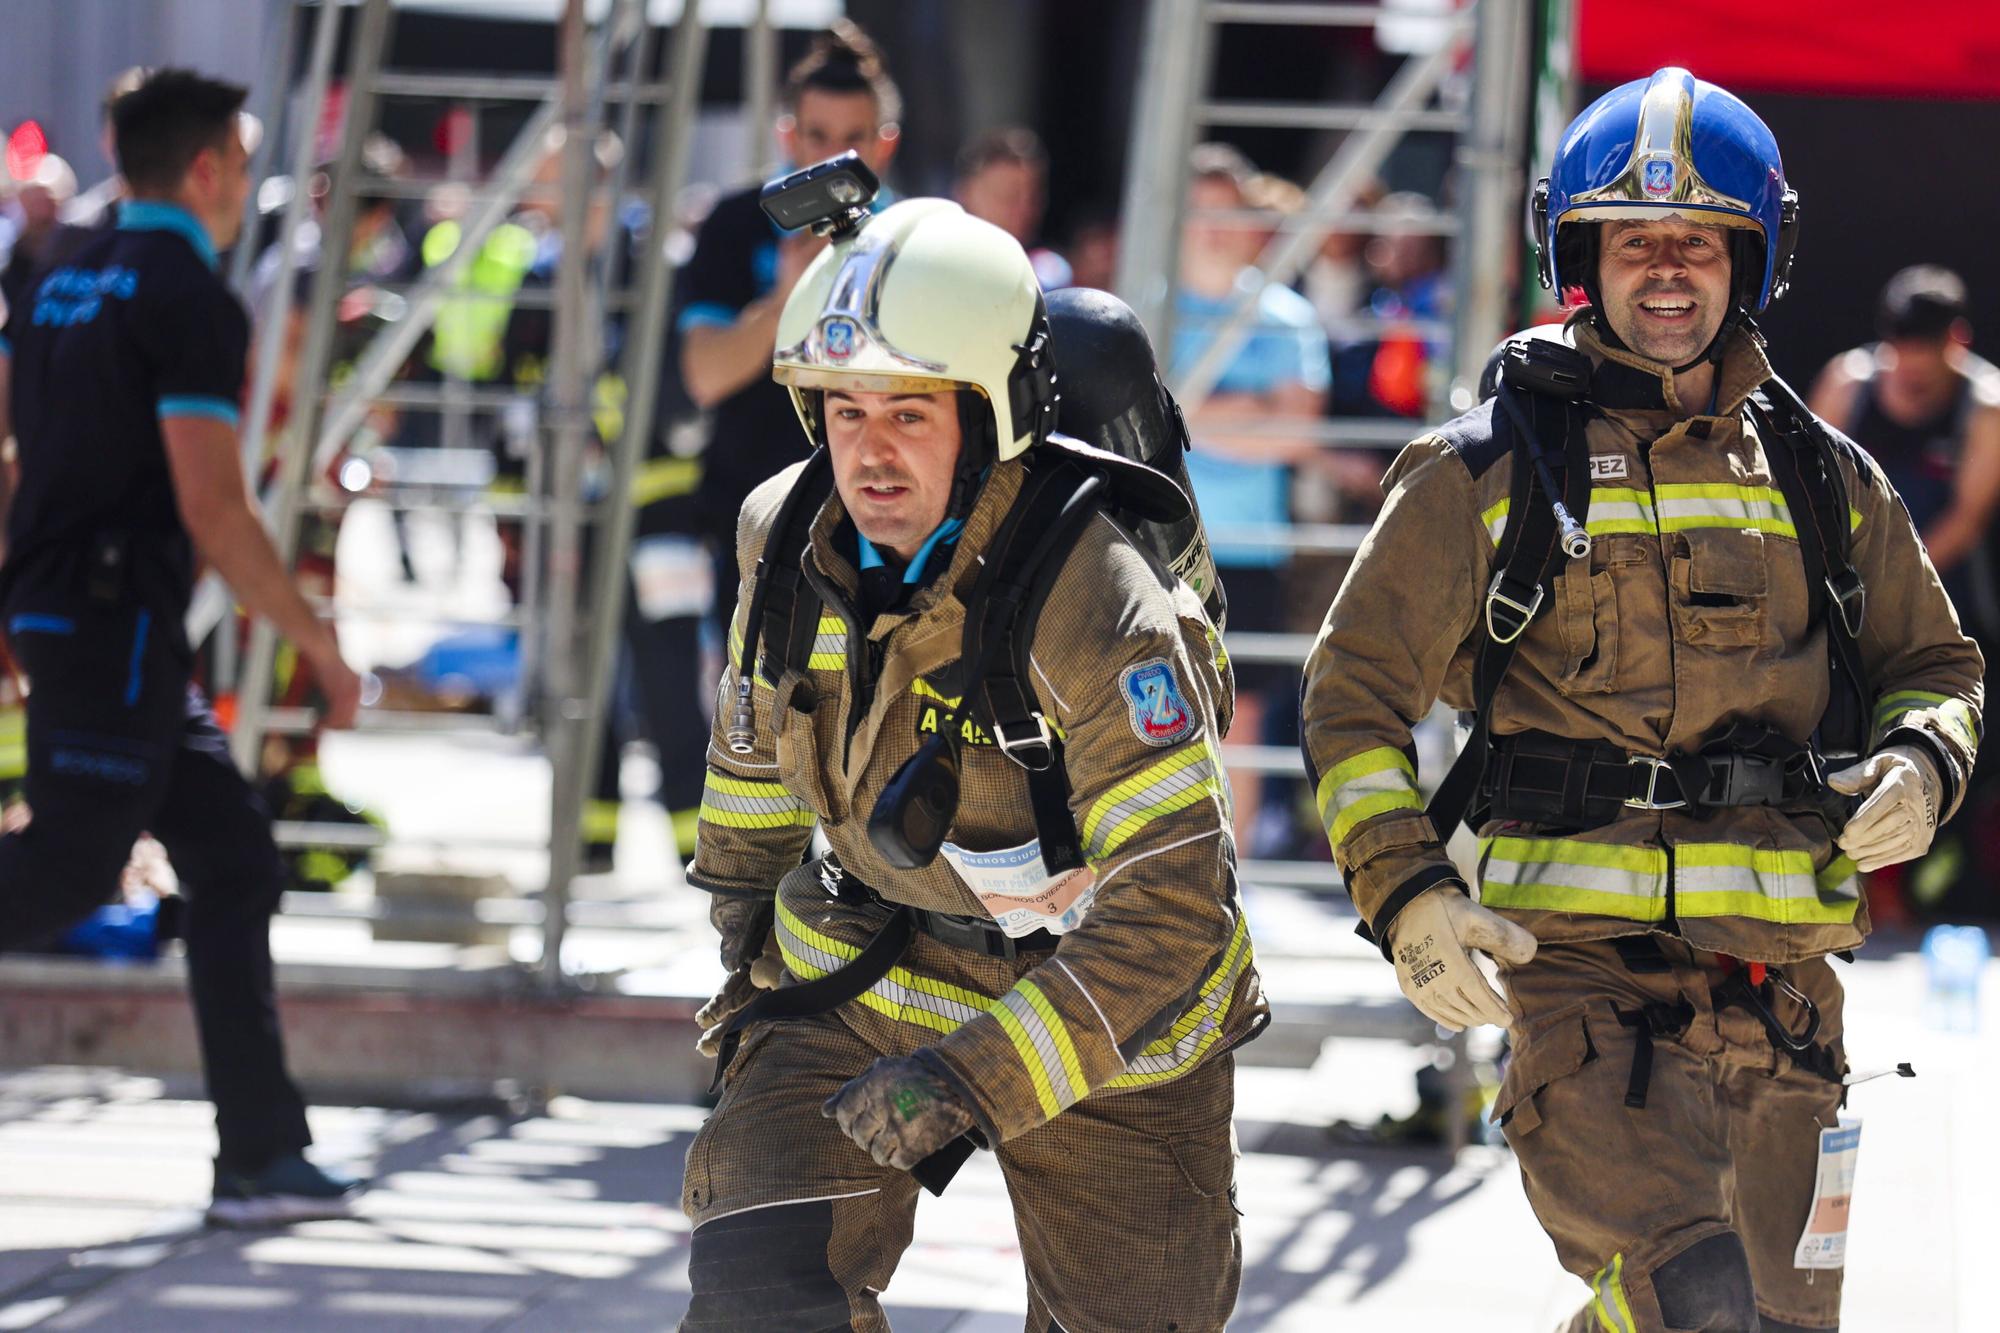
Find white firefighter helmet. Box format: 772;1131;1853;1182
772;198;1057;462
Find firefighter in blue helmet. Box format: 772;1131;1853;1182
1302;68;1981;1331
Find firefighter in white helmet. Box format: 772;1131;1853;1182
679;191;1262;1331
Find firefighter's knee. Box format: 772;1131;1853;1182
1650;1231;1759;1332
681;1199;852;1332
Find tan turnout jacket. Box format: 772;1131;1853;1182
1302;318;1983;964
692;456;1265;1144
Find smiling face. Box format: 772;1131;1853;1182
824;389;964;560
1594;216;1735;366
781;89;898;175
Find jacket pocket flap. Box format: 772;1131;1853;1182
1491;1002;1596;1137
1685;529;1768;597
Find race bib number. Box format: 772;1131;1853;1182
1793;1117;1862;1270
940;838;1097;938
630;535;714;621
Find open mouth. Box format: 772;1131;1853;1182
1639;298;1696;319
859;484;909;500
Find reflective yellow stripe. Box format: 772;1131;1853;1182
774;896;989;1034
582;799;620;843
1107;911;1254;1088
778;896;1244;1098
668;806;700;856
1480;835;1668;921
0;707;23;782
1080;740;1224;862
726;619;776;693
631;456;700;508
1481;488;1660;545
699;769;815;829
911;677;961;706
1591;1253;1635;1333
1315;747;1421;849
808;613;848;670
1873;689;1980;752
1676;843;1860;925
1655;482;1797;537
991;983;1083;1119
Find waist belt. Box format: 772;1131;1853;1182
1482;725;1833;829
709;856;1056;1196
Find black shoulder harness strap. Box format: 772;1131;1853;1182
954;456;1109;873
1748;376;1872;756
1423;382;1593;844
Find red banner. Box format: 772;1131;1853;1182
1580;0;2000;100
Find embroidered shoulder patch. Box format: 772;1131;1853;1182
1120;658;1196;747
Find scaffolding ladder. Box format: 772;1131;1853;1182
221;0;713;989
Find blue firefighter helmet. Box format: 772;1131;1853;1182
1532;67;1800;315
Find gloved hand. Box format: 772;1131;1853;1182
695;896;783;1059
1383;884;1539;1030
821;1052;976;1170
1827;745;1942;872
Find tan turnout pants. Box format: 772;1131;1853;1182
682;1011;1241;1332
1496;938;1848;1332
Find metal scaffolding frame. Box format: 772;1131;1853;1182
1110;3;1535;1149
222;0;712;989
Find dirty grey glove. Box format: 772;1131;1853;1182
821;1051;977;1170
1384;884;1539;1030
695;896;783;1059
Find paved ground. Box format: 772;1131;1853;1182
3;931;1997;1331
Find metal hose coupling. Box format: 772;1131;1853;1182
725;677;756;754
1553;501;1592;560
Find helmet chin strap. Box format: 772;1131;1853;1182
947;390;996;520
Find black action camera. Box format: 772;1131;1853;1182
759;151;881;239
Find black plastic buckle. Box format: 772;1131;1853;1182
917;908;1019;960
1826;571;1866;637
1484;571;1545;644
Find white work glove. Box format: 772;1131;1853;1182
1827;745;1942;872
1384;884;1539;1030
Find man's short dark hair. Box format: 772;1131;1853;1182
1879;264;1969;341
783;18;902;126
111;68;246;195
956;127;1047;184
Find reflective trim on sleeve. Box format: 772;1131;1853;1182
699;769;815;829
773;896;989;1035
1314;746;1422;851
1079;740;1224;863
991;981;1087;1119
157;394;241;428
1589;1253;1636;1333
1872;689;1980;752
1479;836;1669;921
630;456;701;508
1106;910;1254;1089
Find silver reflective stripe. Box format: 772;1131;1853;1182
995;988;1082;1112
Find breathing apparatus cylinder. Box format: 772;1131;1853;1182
1045;288;1229;632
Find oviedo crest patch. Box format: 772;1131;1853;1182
1120;658;1195;747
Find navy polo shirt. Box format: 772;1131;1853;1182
0;201;247;616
